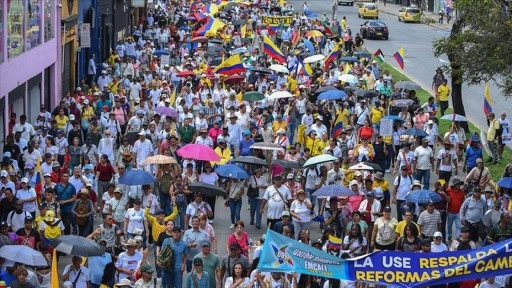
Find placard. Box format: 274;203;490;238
379;119;393;136
261;16;293;27
160;55;170;66
80;23;91;48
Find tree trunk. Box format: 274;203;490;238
447;16;469;131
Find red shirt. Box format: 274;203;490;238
95;163;116;182
358;126;373;140
228;232;250;257
446;187;466;214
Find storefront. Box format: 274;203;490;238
0;0;60;140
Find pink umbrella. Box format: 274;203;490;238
177;144;221;161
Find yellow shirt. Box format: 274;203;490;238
211;146;232;166
395;220;420;237
109;54;118;66
371;107;385;124
288;77;298;92
108;81;119;95
272;121;288;133
438;84;450;101
341;19;347;31
305;136;321;156
372;180;389;193
144;207;178;241
336;109;351;128
317;139;329;155
55;115;69;129
487;119;500;141
81;106;95;120
35;215;44;230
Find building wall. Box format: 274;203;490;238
61;0;80;94
0;0;61;142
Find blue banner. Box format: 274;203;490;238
258;230;512;287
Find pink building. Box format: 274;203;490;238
0;0;61;142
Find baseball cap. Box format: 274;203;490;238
282;211;290;217
0;170;8;177
201;240;212;247
433;231;443;238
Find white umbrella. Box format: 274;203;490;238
143;155;178;165
0;245;48;266
338;74;358;85
268;91;293;100
303;155;338;167
304;54;325;64
440;113;468;122
250;142;284;151
269;64;289;74
348;163;374;171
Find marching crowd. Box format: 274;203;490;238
1;0;512;287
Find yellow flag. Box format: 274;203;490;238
50;249;59;288
343;63;352;74
241;24;247;38
168;87;177;108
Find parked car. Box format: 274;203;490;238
358;3;379;19
398;7;421;22
338;0;355;6
360;20;389;40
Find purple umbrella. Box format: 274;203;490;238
155;106;178;118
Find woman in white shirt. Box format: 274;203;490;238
342;223;368;258
224;263;251;288
123;198;149;243
290;190;312;240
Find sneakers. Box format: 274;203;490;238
385;169;391;173
250;221;254;225
230;224;235;229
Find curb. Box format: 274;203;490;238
379;10;452;32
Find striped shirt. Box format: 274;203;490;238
417;210;441;237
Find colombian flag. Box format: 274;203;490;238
195;16;226;36
213;54;245;75
295;59;313;77
393;47;405;70
263;35;286;63
328;235;343;250
484;82;492;115
324;47;339;69
35;155;43;202
332;113;344;138
203;3;219;15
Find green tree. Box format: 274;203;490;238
433;0;512;120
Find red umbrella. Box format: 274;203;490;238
190;36;208;43
177;71;196;78
224;74;245;84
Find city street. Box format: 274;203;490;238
298;0;509;131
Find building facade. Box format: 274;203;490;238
0;0;61;142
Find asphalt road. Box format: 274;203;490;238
300;0;510;131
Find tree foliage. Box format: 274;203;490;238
433;0;512;96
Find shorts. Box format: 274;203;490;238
375;241;395;251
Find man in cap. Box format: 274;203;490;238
417;200;442;239
460;187;486;243
310;115;327;136
449;226;476;251
392;165;413;222
135;263;161;287
414;137;434;190
116;239;143;281
273;211;295;238
13;114;36;143
220;242;250;283
464;134;483;173
126;109;144;134
81;136;99;167
194;240;221;288
133;129;153;172
436;139;458;183
465;158;492;192
195;127;214;147
260;175;292;230
444;178;465;241
159;225;187;287
55;172;77;235
63;255;90;287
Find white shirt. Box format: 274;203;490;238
327;169;344;185
195;136;213;147
133;139;153;164
414;145;433;170
15;188;37;212
394;174;413;200
290;199;311;222
115;251;143;280
13;122;36;142
124;208;146;234
263;185;291;219
437;148;458;172
63;265;90;288
358;199;382;222
7;210;32;231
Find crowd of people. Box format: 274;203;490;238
1;0;512;287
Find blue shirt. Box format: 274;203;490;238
185;271;209;288
55;183;77;212
465;146;483;168
0;271;16;286
239;139;254;156
183;229;209;259
88;252;112;285
162;237;188;270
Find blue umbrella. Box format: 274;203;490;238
382;115;405;122
312;184;354;198
118;170;156;185
153;49;170;57
498;177;512;189
215;164;250;179
318;90;347;101
405;190;442;204
401;127;428;137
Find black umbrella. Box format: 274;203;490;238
223;2;238;10
315;85;336;94
208;46;226;53
204;50;222;58
354;89;379;98
189;182;226;197
209;57;223;66
273;159;301;169
50;235;104;257
251;68;273;74
209;39;223;44
232;156;268;166
233;19;247;26
339;56;360;63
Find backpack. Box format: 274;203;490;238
175;192;187;208
456;238;472;251
159;238;176;270
379;221;395;242
338;139;349;158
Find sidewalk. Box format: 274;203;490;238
376;2;454;31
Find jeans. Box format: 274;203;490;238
415;169;431;190
396;200;405;222
97;180;111;199
76;216;93;237
293;221;310;240
229;198;242;224
205;196;217;219
288;121;298;144
440;101;449;116
62;211;73;235
248;197;262;226
306;188;317;214
446;212;461;241
159;190;172;215
385;144;394;170
177;207;186;229
488;141;498;161
162;268;183;288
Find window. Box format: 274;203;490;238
26;0;42;51
44;0;54;41
7;0;25;58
